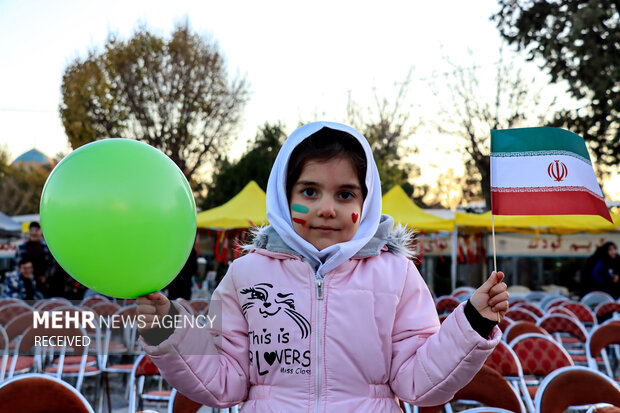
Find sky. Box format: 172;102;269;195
1;0;618;201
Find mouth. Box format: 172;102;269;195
259;308;281;317
310;226;340;232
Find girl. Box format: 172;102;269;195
137;121;508;412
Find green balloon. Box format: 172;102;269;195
40;139;196;298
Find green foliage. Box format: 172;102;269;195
363;120;417;194
60;21;250;187
198;122;287;209
493;0;619;169
0;145;54;215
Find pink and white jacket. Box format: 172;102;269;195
140;218;501;412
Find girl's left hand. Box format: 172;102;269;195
470;271;509;322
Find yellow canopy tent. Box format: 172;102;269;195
455;210;619;234
197;181;268;229
382;186;455;232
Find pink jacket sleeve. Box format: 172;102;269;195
139;262;249;408
390;260;501;406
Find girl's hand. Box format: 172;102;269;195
136;292;171;334
470;271;509;322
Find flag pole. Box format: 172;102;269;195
491;213;497;274
490;129;498;275
491;211;501;324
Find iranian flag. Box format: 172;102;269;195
490;127;612;223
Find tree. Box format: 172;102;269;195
0;145;55;215
422;168;466;210
346;71;426;204
60;21;250;187
493;0;619;171
431;51;556;210
198;122;287;210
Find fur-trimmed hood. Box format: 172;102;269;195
243;214;416;263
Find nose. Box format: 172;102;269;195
317;198;336;218
263;302;271;308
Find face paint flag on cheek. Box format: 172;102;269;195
292;204;309;214
352;213;358;224
292;204;309;226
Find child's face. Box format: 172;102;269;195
289;156;363;251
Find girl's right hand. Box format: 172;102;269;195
136;292;171;334
470;271;509;322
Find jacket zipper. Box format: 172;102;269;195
315;278;324;413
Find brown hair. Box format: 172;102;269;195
286;127;368;201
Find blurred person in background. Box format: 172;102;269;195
2;258;42;300
15;221;52;297
590;241;620;298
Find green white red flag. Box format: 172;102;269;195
490;127;612;223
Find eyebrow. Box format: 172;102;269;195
295;180;362;191
339;184;362;191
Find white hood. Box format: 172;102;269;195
266;121;382;278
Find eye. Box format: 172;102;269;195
244;288;266;301
251;290;266;301
339;191;355;200
302;188;317;197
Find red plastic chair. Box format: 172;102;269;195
11;324;97;392
485;340;533;412
505;308;539;324
586;319;620;378
435;296;460;314
0;324;8;381
581;291;614;309
534;366;620;413
418;365;526;413
561;302;596;328
451;286;475;300
503;321;550;345
100;305;140;409
129;354;172;413
33;298;72;311
509;299;528;308
538;313;588;362
90;301;121;317
4;311;36;376
543;297;570;311
595;302;620;322
47;307;100;367
81;295;110;308
0;303;33;326
509;333;574;408
511;302;544;318
548;306;578;319
0;297;25;308
585;405;620;413
167;388;203;413
102;305;140;356
0;373;95;412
